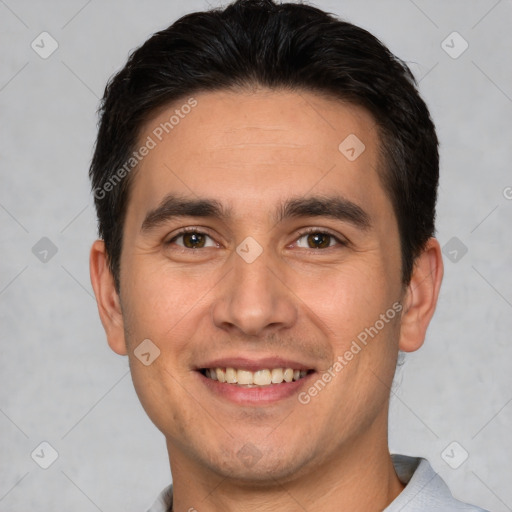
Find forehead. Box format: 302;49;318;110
128;88;389;223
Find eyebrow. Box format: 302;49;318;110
141;195;231;232
140;193;371;233
276;195;371;230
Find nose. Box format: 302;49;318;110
211;245;298;337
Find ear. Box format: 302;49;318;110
399;237;444;353
89;240;127;355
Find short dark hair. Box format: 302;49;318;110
89;0;439;292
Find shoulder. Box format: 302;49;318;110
146;457;491;512
387;454;489;512
145;483;173;512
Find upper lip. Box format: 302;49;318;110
196;356;316;372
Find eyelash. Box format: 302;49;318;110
166;226;348;250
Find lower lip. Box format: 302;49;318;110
198;371;314;405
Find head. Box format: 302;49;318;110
90;0;443;486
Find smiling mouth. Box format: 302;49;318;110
200;367;313;387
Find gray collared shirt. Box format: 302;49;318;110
146;454;489;511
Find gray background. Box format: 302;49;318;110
1;0;511;510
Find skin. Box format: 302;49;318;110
90;88;443;512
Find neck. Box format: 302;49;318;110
167;410;404;512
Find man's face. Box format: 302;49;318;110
118;89;405;481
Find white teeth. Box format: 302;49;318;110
225;367;237;383
253;369;272;386
204;367;309;386
237;369;254;385
271;368;284;383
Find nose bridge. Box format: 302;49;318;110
211;241;297;336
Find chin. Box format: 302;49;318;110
202;444;317;485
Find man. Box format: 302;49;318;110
88;1;488;510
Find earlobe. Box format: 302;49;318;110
398;238;444;353
89;240;128;355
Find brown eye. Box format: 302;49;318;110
182;232;206;248
169;231;216;249
295;232;338;249
306;233;332;249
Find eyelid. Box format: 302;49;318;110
165;226;218;246
291;227;349;248
165;226;349;249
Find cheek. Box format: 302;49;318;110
291;259;394;338
120;257;208;348
128;357;197;439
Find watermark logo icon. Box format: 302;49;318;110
339;134;365;161
31;441;59;469
441;31;468;59
134;339;161;366
237;443;263;468
441;441;469;469
32;237;58;263
442;236;468;263
31;32;59;59
236;236;263;264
